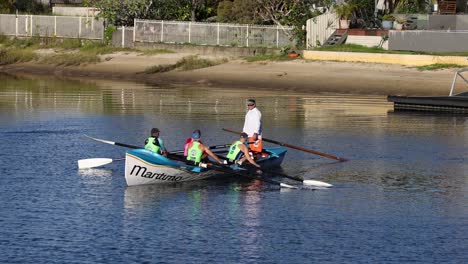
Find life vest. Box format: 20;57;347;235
226;140;243;161
145;137;161;153
187;141;203;163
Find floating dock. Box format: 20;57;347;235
388;68;468;113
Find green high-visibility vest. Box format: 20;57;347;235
187;141;203;163
226;141;243;161
145;137;161;153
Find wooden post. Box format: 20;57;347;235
54;16;57;37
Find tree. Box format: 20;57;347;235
85;0;220;25
0;0;15;13
217;0;261;24
0;0;49;14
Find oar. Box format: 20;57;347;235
207;163;297;189
261;168;332;187
85;135;297;189
222;128;349;162
85;135;140;149
229;161;333;188
86;135;231;155
162;151;297;189
171;143;232;154
77;158;125;169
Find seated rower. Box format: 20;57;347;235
145;128;168;157
227;132;261;170
186;130;224;166
184;129;206;159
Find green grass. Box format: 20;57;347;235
245;54;296;62
144;64;178;74
139;49;175;55
0;48;37;65
144;55;227;74
41;52;101;66
315;44;468;56
314;44;415;54
416;63;466;71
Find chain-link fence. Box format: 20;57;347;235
0;14;104;39
134;19;295;48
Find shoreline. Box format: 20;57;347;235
0;52;464;96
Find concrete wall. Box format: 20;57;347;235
389;30;468;52
52;7;100;17
302;50;468;66
346;36;388;49
428;15;468;30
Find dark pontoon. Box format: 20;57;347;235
388;68;468;113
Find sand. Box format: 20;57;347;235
0;51;464;96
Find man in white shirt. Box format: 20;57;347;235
243;99;263;153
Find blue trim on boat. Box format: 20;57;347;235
127;146;287;172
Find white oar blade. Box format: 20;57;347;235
280;183;298;189
303;180;333;187
84;135;116;145
78;158;114;169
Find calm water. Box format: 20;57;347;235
1;75;467;263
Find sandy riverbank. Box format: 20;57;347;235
0;51;464;96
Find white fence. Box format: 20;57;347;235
306;12;339;48
0;14;295;48
133;19;295;48
0;14;104;39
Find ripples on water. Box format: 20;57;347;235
0;75;467;263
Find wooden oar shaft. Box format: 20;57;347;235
222;128;348;162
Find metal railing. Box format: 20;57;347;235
449;68;468;96
133;19;295;48
0;14;104;39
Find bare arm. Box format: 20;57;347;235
239;144;260;168
203;145;223;164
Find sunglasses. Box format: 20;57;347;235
247;103;254;106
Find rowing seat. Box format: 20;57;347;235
438;0;457;14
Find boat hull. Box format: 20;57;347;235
125;147;287;186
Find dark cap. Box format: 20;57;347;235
151;128;160;134
240;132;248;138
247;99;256;105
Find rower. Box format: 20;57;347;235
144;128;168;157
186;130;224;166
227;132;261;170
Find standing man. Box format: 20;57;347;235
243;99;263;153
145;128;168;157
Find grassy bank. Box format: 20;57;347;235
144;55;228;74
0;36;174;66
